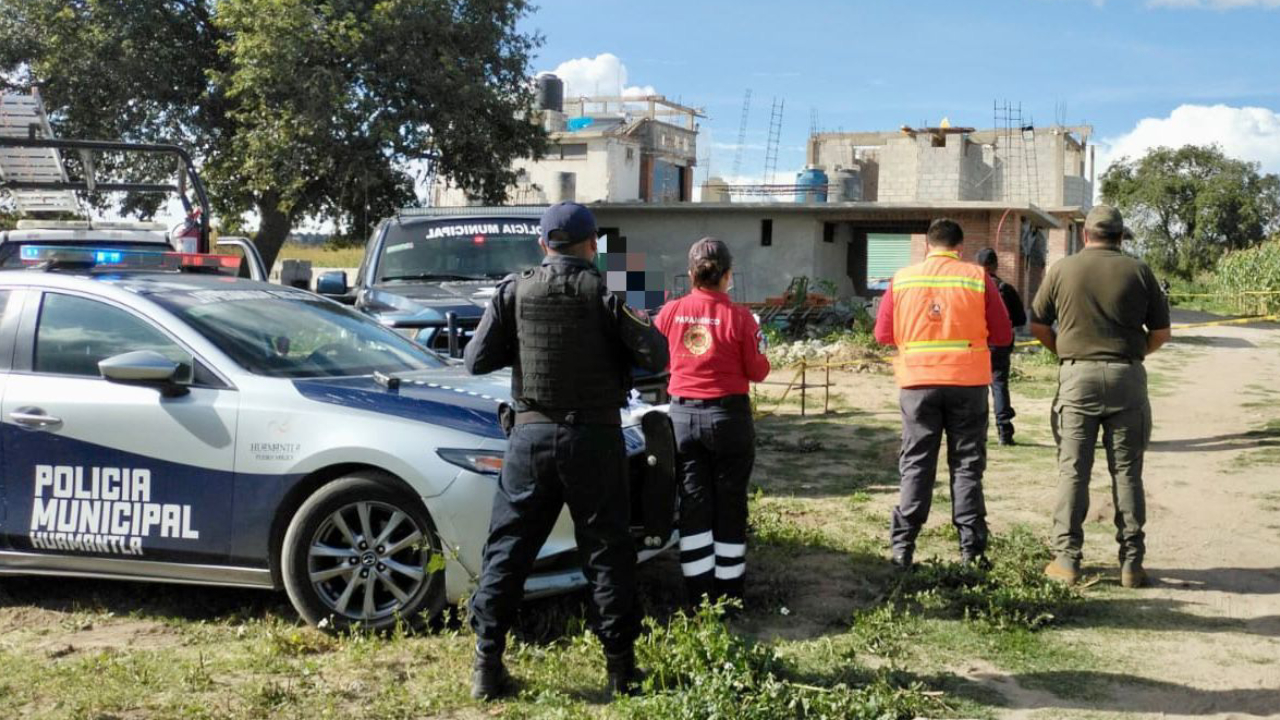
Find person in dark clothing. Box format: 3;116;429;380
463;202;669;700
975;247;1027;445
654;238;771;606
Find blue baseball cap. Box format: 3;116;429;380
540;202;597;248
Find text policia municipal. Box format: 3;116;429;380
28;465;200;556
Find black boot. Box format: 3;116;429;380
891;550;914;572
470;649;514;701
685;576;715;610
997;424;1016;446
605;649;646;697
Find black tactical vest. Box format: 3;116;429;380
513;262;627;411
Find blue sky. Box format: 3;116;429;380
521;0;1280;182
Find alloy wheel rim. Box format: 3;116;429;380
308;500;431;622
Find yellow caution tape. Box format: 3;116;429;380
1169;313;1280;330
756;312;1280;417
1166;290;1280;297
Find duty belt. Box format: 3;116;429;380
672;394;750;409
514;408;621;426
1061;358;1137;365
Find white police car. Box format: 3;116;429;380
0;246;674;631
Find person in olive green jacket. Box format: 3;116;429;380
1029;206;1171;589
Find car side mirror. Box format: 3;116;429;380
316;270;349;296
99;350;189;398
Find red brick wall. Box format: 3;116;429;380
904;210;1031;310
905;211;1017;263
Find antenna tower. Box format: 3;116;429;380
763;97;785;185
731;89;752;179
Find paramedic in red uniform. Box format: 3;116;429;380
655;238;771;604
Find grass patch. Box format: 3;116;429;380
621;601;955;719
276;241;366;268
883;526;1082;631
1228;418;1280;471
1010;349;1059;400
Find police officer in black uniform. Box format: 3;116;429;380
464;202;669;701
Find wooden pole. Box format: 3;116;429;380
800;359;807;417
824;353;831;414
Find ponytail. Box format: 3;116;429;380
688;237;733;289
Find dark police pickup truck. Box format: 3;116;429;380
316;207;670;404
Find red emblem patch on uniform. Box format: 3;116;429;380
927;299;946;321
683;324;712;356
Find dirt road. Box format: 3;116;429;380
969;316;1280;718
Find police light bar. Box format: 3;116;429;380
19;245;241;273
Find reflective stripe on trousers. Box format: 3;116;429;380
671;398;754;601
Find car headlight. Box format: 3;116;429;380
437;449;504;476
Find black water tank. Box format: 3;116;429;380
536;73;564;113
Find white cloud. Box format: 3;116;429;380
1097;104;1280;176
1148;0;1280;8
546;53;656;99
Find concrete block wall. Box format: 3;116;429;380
1063;176;1092;208
878;135;997;203
858;154;881;201
589;208;823;302
811;129;1092;209
877;138;919;202
958;141;994;201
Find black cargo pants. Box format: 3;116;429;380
990;344;1016;438
671;395;755;603
469;421;638;657
890;385;990;558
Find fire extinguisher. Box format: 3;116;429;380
172;207;202;254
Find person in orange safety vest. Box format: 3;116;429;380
873;219;1013;569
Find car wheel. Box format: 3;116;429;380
281;474;446;632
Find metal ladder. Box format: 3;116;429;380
0;88;80;215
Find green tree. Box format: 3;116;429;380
0;0;546;268
1100;144;1280;278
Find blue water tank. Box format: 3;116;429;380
795;167;829;203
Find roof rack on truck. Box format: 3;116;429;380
0;89;213;253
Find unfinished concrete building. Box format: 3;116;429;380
807;125;1093;209
432;75;702;206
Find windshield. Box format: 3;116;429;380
152;287;447;378
376;218;542;283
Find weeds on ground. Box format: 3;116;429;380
878;526;1082;631
620;601;947;720
749;493;835;551
1013;346;1058;368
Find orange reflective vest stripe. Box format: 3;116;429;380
890;251;992;388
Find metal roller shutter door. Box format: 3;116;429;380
866;233;912;281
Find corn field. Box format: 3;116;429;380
1214;239;1280;315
